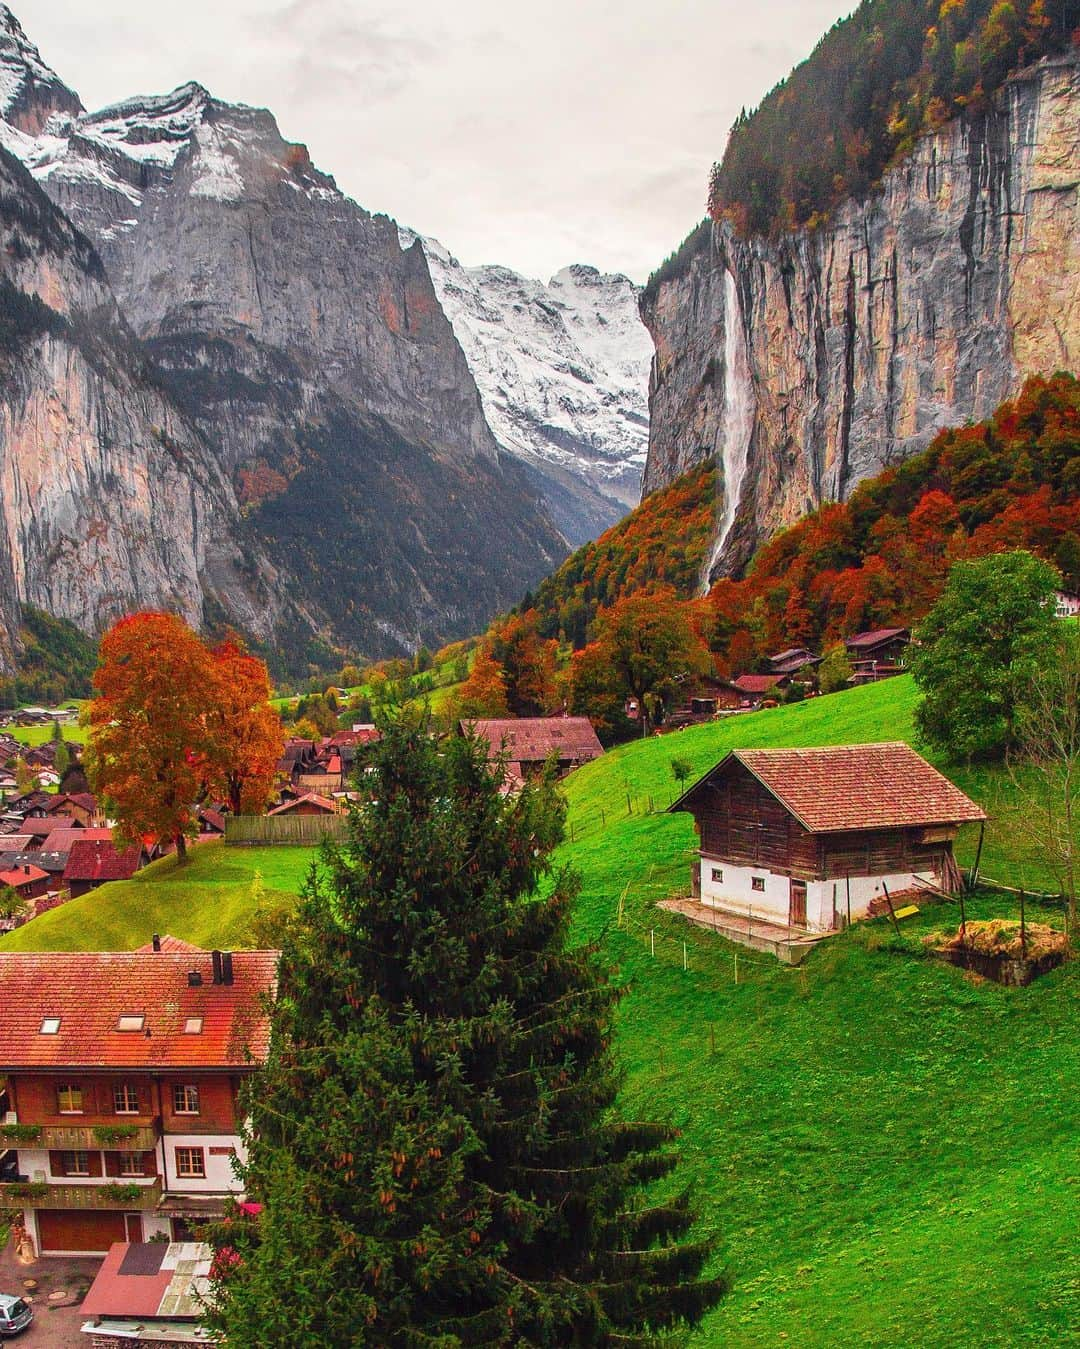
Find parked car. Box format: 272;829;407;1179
0;1295;32;1337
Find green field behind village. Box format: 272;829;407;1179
3;676;1077;1345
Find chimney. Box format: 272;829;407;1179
221;952;234;986
152;934;161;952
211;950;223;985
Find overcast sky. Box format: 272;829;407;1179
26;1;854;282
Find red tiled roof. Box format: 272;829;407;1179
730;674;783;694
268;792;337;815
62;839;142;884
0;949;279;1068
135;935;203;953
729;743;985;832
845;627;910;649
42;826;112;855
0;864;47;888
464;717;603;764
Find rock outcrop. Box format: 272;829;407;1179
642;52;1080;581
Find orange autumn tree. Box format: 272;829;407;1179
456;646;510;717
206;640;283;815
87;612;222;861
88;614;283;858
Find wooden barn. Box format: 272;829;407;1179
670;743;985;931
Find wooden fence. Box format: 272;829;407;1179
224;814;349;847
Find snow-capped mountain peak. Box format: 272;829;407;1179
400;228;652;544
0;3;80;135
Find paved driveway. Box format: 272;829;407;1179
0;1239;98;1348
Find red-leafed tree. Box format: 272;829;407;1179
206;640;283;815
87;613;222;861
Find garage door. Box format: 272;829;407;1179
38;1209;126;1253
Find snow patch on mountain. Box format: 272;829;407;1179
400;229;651;535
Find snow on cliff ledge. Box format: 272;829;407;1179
400;228;652;518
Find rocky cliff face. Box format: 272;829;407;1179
402;230;653;546
0;8;569;663
642;52;1080;582
0;144;280;671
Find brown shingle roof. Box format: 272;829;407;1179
726;743;986;832
464;717;603;765
0;949;279;1069
845;627;910;649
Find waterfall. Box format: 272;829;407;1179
701;267;755;592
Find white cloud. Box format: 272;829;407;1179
24;0;856;280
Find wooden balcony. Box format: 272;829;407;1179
35;1121;161;1151
0;1177;162;1210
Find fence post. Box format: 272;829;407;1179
683;941;688;971
1019;888;1026;958
626;793;632;816
734;952;738;984
650;929;655;957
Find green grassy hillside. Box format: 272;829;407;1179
3;676;1076;1344
0;844;312;952
555;676;1077;1344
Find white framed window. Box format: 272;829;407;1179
61;1150;89;1176
118;1153;144;1177
711;867;724;883
175;1147;205;1179
113;1083;139;1114
183;1017;203;1034
39;1016;60;1034
172;1084;200;1115
116;1014;145;1032
56;1083;83;1114
751;876;766;893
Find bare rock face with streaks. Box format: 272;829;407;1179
642;52;1080;580
0;145;279;670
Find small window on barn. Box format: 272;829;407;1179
183;1017;203;1034
39;1017;60;1034
751;877;766;893
116;1014;145;1032
711;867;724;883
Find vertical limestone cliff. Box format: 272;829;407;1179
642;52;1080;581
0;145;279;670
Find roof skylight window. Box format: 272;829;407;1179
116;1014;145;1032
183;1017;203;1034
39;1017;60;1034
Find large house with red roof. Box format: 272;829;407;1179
0;942;278;1257
671;743;985;931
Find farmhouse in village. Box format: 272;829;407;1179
670;743;985;932
463;716;604;784
0;943;277;1257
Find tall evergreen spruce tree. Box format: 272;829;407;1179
209;717;723;1346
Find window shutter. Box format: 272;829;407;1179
48;1149;65;1176
104;1151;121;1177
86;1150;103;1177
142;1151;158;1178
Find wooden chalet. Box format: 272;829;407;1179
768;647;821;676
844;627;911;682
462;716;603;782
670;743;985;931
